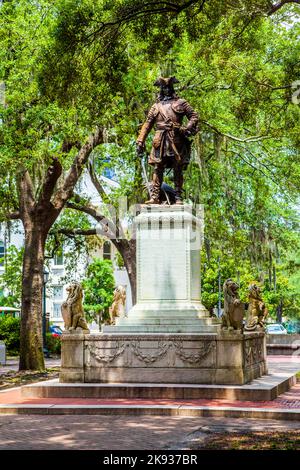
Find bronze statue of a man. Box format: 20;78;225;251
136;76;199;204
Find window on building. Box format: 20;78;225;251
53;303;62;318
53;285;63;300
54;248;64;266
103;241;111;260
0;241;5;267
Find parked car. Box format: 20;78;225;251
283;321;300;334
49;325;63;338
266;324;287;334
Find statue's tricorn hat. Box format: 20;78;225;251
154;76;180;87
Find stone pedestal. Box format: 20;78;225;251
60;205;267;385
60;331;267;385
103;205;217;334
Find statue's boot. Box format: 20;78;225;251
174;163;184;205
145;165;163;204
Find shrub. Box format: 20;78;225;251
46;332;61;355
0;316;20;355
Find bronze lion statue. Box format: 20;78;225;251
61;282;90;333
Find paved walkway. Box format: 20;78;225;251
0;415;299;450
0;358;60;374
0;356;299;449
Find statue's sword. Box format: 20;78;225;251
140;155;152;199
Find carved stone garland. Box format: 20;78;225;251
85;339;215;366
173;340;215;364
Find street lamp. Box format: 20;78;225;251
43;266;50;357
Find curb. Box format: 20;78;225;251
0;404;299;420
21;372;297;402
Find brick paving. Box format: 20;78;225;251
0;414;299;450
0;355;299;450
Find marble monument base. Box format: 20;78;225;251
60;205;267;386
60;330;267;385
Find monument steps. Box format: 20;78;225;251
115;317;220;326
102;324;221;333
21;370;296;402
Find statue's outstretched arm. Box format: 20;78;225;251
183;101;199;136
137;104;157;146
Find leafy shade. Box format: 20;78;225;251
0;245;23;308
82;258;115;324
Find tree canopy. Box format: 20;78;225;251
44;0;300;317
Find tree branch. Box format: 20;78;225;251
87;161;111;204
55;228;97;236
18;169;35;222
6;211;21;220
52;127;104;210
84;0;204;44
44;232;61;259
65;201;117;238
201;120;273;143
268;0;300;15
38;157;63;208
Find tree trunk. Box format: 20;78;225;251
17;130;102;370
276;297;283;324
19;225;47;371
113;239;136;305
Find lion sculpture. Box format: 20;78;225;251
61;282;90;333
109;286;127;325
245;283;268;331
222;279;245;331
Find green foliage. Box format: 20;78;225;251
82;258;115;324
201;250;258;313
0;316;20;355
263;267;300;319
114;251;125;269
201;248;300;319
0;245;23;308
1;0;300;326
46;332;61;355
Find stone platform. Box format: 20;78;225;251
60;331;267;385
60;205;267;386
23;366;295;402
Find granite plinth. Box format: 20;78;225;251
60;331;267;385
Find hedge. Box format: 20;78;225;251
0;316;20;355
